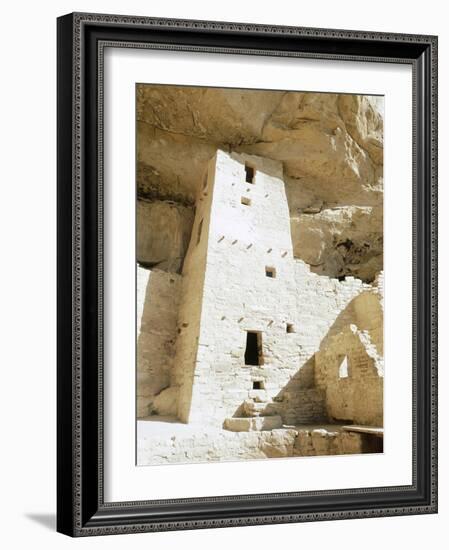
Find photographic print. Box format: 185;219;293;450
136;85;384;466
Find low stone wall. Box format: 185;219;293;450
314;280;384;425
137;424;367;466
294;428;367;456
315;327;383;425
137;268;182;418
280;389;327;425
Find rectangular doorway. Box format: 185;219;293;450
244;331;263;365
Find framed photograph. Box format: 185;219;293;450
57;12;438;536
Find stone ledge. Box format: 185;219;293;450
342;425;384;436
223;416;283;432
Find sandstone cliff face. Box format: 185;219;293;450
137;200;194;272
137;86;383;281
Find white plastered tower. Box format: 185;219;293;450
172;150;300;427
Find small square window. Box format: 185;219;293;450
338;355;350;378
265;267;276;278
286;323;295;334
241;196;251;206
245;163;255;183
252;380;264;390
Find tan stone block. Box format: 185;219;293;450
224;416;283;432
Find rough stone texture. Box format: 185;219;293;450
290;205;383;282
136;422;368;465
293;427;365;456
138;426;299;465
137;199;194;273
137;86;383;281
169;157;216;422
151;386;179;417
136;267;181;418
277;261;375;425
223;416;283;432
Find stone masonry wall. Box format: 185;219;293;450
137;426;365;466
277;261;374;424
185;151;301;426
314;279;384;425
171;156;218;422
315;326;383;425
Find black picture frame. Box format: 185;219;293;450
57;12;438;537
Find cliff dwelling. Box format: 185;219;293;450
136;85;384;465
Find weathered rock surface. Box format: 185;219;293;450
137;86;383;281
151;386;179;417
137;200;194;273
293;427;365;456
291;205;383;281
